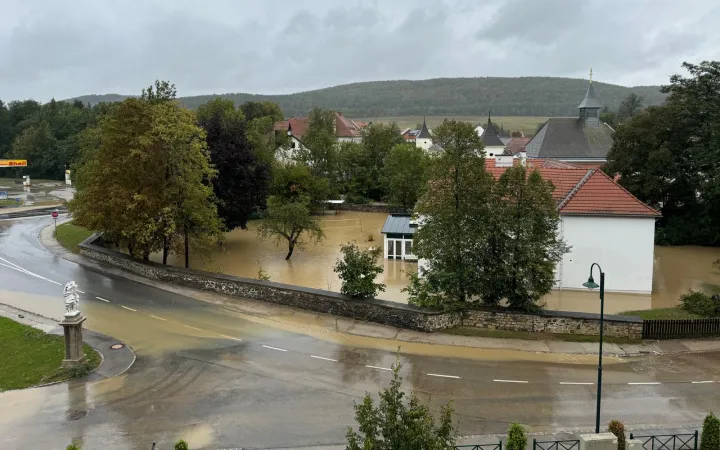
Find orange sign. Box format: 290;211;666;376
0;160;27;167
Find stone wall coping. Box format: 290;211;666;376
466;306;643;324
78;234;443;316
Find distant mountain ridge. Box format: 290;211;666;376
68;77;666;117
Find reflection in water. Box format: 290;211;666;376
66;380;88;449
160;212;720;314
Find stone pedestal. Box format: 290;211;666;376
579;433;618;450
60;315;87;367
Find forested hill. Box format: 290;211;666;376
69;77;666;117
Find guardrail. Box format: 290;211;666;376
455;443;502;450
532;439;580;450
643;319;720;339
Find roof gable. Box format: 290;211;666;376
527;117;613;159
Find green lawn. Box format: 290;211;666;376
444;326;641;345
0;199;21;207
619;307;703;320
0;317;100;391
55;222;93;253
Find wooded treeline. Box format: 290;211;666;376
69;77;666;118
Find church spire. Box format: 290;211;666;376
417;116;432;139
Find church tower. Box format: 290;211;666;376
577;69;603;128
416;116;433;150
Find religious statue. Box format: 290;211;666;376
63;281;81;318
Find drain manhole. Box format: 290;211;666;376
66;410;87;421
110;343;125;350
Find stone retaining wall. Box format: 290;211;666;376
78;235;642;338
340;203;405;214
463;309;643;339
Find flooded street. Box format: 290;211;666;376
161;212;720;314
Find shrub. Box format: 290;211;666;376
680;291;720;317
608;420;626;450
174;440;189;450
334;243;386;298
701;412;720;450
66;445;80;450
506;422;527;450
257;267;271;281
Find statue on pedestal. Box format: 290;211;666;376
63;281;80;318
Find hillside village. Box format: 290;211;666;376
273;79;657;294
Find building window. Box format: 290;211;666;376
405;240;413;256
291;141;296;149
388;240;394;257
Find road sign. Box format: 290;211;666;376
0;160;27;167
52;211;59;218
0;191;7;200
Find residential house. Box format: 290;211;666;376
273;112;367;158
525;79;614;163
506;137;531;156
408;155;660;294
380;214;418;261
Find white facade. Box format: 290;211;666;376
484;145;506;158
556;216;656;293
338;136;362;143
383;234;417;260
474;125;485;137
416;137;433;151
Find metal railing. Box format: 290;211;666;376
533;439;580;450
455;443;502;450
629;432;698;450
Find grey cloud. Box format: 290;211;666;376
1;0;719;101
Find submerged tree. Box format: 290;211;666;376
334;243;385;298
257;196;324;260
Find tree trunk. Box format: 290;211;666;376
162;238;169;265
128;242;135;259
142;251;150;262
184;224;189;268
285;240;295;260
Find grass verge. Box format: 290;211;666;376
55;222;93;253
0;317;101;391
444;326;641;345
619;307;703;320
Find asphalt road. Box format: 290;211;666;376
1;217;719;449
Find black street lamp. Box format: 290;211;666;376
583;263;605;434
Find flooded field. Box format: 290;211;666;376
162;212;720;314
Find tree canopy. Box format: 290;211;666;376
606;61;720;245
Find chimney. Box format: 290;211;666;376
519;147;527;166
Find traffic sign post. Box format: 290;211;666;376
52;209;59;232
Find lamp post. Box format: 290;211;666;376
583;263;605;433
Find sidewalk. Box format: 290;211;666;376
39;221;720;359
0;302;135;382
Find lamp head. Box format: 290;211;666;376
583;276;599;290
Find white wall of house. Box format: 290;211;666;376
416;138;433;150
338;137;362;143
556;215;656;293
484;145;506;158
474;125;485;137
383;234;417;260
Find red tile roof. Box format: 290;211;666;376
506;137;531;155
274;113;363;139
485;159;660;217
335;113;362;138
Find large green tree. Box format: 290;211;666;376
617;93;644;124
196;98;271;230
480;166;568;311
346;359;455;450
272;162;330;207
606;61;720;245
9;121;59;177
361;122;405;200
381;143;428;210
336;142;374;203
70;94;221;266
410;119;492;305
296;107;338;178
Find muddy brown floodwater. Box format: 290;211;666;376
161;212;720;314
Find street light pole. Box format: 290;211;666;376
583;263;605;433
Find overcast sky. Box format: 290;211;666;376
2;0;719;102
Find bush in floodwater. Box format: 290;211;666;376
334;243;385;298
608;420;626;450
174;440;189;450
701;412;720;450
680;291;720;317
506;422;527;450
66;445;80;450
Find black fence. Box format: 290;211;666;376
455;443;502;450
629;431;698;450
643;319;720;339
532;439;580;450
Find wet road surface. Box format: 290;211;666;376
1;218;719;449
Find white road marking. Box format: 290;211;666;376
692;381;715;384
96;296;110;303
311;355;338;362
120;305;137;312
627;382;661;385
0;257;62;285
149;315;167;321
366;365;392;371
184;325;203;331
559;382;594;385
427;373;460;379
219;334;243;341
494;379;529;384
262;345;287;352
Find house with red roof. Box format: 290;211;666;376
273;112;367;158
412;155;660;294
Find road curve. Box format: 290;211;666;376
0;217;719;449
